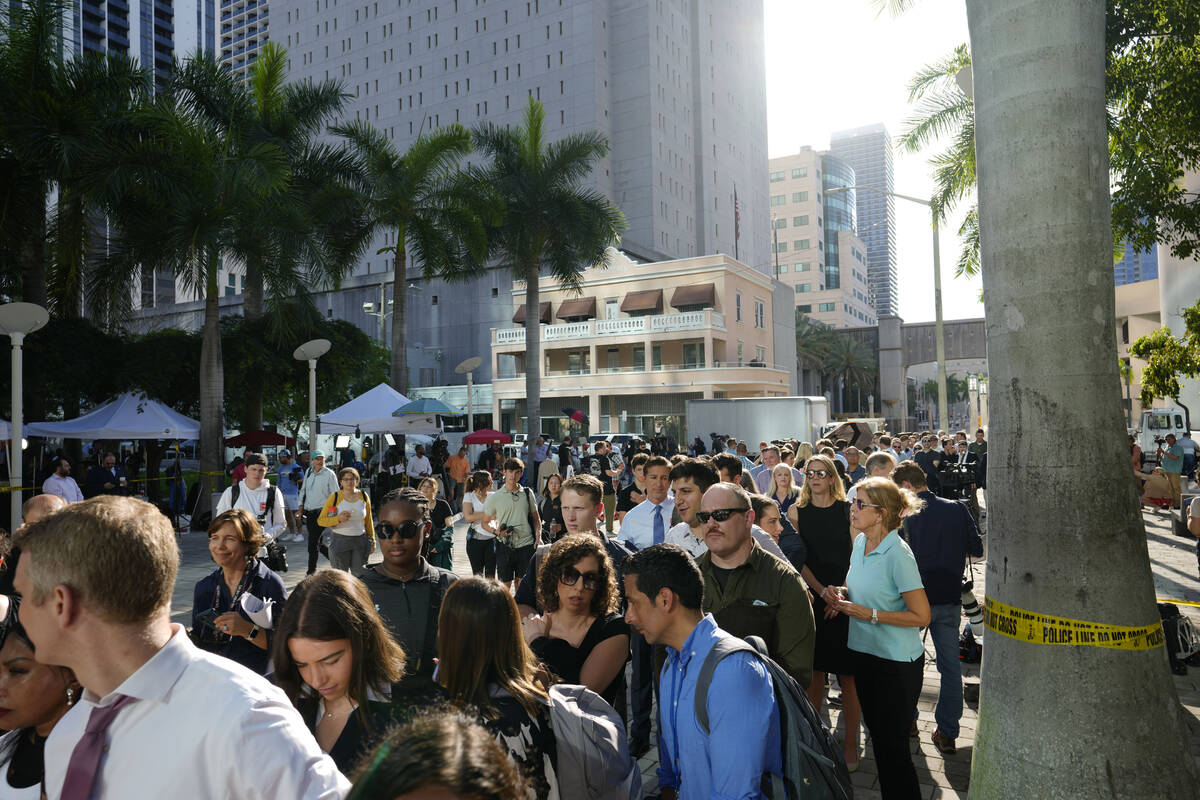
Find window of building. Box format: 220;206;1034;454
797;262;810;272
792;191;808;202
754;300;765;329
795;283;811;293
794;215;808;227
769;170;785;182
792;167;807;178
566;350;590;375
797;304;812;313
777;264;788;273
737;341;743;366
773;218;786;229
606;348;620;371
735;293;742;322
755;346;766;363
632;346;645;371
682;341;705;369
819;302;835;312
769;194;786;206
774;241;787;253
605;298;619;319
796;239;809;250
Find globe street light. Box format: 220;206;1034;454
828;184;949;431
0;303;49;533
293;339;331;454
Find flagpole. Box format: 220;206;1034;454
734;184;740;262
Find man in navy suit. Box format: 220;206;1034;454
892;460;983;756
85;452;128;498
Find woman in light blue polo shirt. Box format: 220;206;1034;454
830;476;930;800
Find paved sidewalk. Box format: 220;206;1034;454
168;506;1200;799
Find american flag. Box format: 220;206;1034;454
734;187;741;243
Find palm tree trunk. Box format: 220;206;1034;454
199;251;226;506
966;0;1198;795
390;242;408;392
20;179;48;308
524;261;541;439
242;260;265;431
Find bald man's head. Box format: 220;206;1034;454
23;493;68;526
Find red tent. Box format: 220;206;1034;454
463;428;512;445
224;430;297;448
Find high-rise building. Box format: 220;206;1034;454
768;148;875;329
830;123;897;316
255;0;770;386
1113;238;1158;286
219;0;268;81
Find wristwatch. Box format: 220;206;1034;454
247;625;261;641
870;609;879;625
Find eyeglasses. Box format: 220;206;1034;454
377;520;424;540
695;507;750;524
850;498;883;511
559;568;600;591
805;469;830;479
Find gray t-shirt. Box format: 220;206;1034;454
483;486;537;548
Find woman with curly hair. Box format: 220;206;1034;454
436;577;560;799
520;534;630;709
272;570;407;774
348;712;530;800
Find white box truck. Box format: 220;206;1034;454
685;397;831;450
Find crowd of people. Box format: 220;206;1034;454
0;423;989;800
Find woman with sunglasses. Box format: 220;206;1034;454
789;454;862;770
437;577;560;799
830;477;930;799
521;534;629;710
360;488;458;683
416;477;455;570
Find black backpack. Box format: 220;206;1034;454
695;635;853;800
230;483;288;573
1159;603;1200;675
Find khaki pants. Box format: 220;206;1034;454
1166;472;1182;508
603;492;616;535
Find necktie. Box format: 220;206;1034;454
653;504;665;545
61;694;137;800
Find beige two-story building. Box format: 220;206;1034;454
491;250;794;442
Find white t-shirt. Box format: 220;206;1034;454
328;494;367;536
465;491;495;539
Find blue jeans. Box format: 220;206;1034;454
928;603;964;739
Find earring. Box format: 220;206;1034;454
66;686;76;706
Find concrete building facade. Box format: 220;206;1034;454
241;0;771;387
830;123;898;316
767;148;875;329
489;249;794;440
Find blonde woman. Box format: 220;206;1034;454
831;477;929;798
788;454;860;770
769;463;801;518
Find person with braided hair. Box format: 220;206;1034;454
359;487;458;682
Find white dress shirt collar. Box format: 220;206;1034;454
83;624;191;708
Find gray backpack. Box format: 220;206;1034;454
547;684;642;800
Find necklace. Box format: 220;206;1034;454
323;700;355;719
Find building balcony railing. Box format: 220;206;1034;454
494;361;791;382
492;309;726;346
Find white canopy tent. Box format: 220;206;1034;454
26;393;200;439
319;383;441;436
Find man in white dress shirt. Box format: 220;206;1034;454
15;496;349;800
41;458;84;504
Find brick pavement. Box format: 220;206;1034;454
168;502;1200;799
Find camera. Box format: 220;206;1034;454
961;579;984;637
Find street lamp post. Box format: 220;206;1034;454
968;373;979;429
829;184;949;431
362;280;394;344
293;339;331;455
0;303;49;533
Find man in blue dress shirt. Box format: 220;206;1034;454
623;544;781;800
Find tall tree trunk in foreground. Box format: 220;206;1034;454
242;261;265;431
199;258;226;505
966;1;1198;796
523;262;541;439
390;243;408;393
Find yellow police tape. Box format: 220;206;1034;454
983;595;1165;651
1158;598;1200;609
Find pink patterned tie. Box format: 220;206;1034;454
60;694;136;800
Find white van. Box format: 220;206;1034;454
1136;407;1190;467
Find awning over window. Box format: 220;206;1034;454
670;283;716;309
556;296;597;320
620;289;664;314
513;302;552;324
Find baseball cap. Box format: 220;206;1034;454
311;450;326;459
243;453;267;467
278;449;291;458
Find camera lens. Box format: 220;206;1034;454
962;588;984;636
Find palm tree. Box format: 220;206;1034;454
101;54;290;498
822;335;877;414
794;311;835;395
880;0;1198;793
471;97;624;439
333;120;490;392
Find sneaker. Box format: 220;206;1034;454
931;729;957;755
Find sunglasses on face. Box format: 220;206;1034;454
696;507;749;524
377;520;424;540
805;469;830;479
559;568;600;591
850;498;882;511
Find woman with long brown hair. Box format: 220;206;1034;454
272;570;407;774
437;576;559;799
